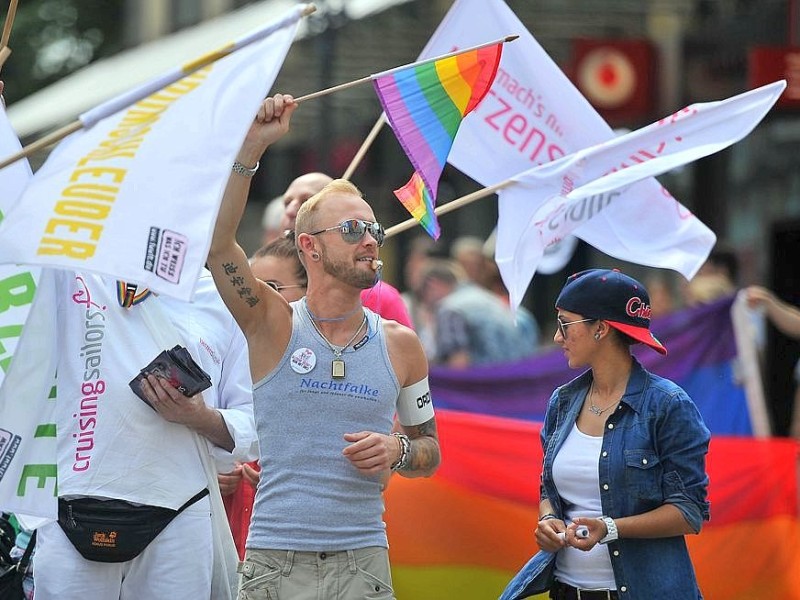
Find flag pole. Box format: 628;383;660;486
341;113;385;180
0;3;316;171
294;34;517;104
385;178;514;239
0;0;20;70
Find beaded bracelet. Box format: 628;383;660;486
390;432;411;471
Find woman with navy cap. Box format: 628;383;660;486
500;269;710;600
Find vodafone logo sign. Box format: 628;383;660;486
571;38;655;123
577;47;637;108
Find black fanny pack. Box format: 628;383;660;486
57;488;209;563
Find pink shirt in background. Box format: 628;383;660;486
361;280;413;329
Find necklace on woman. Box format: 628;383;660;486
306;304;367;379
588;382;620;416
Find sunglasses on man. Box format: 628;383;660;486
310;219;385;247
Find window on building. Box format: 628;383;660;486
171;0;203;31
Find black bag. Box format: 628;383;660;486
0;529;35;600
57;488;209;563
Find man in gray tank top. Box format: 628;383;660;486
207;94;441;600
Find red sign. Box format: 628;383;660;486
570;38;656;125
748;46;800;109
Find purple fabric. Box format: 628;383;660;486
429;295;748;434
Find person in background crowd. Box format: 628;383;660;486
745;284;800;438
417;259;539;368
261;196;287;247
400;234;438;356
501;269;710;600
643;271;680;318
683;245;738;307
450;236;489;288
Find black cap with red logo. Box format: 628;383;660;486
556;268;667;355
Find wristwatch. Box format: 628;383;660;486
598;516;618;544
232;160;259;178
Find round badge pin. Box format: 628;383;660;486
290;347;317;374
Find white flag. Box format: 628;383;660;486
0;6;304;301
0;99;38;392
420;0;716;287
0;101;58;522
496;81;785;309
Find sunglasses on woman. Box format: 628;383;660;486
556;316;596;338
310;219;385;247
263;281;306;293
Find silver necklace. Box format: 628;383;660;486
588;382;620;416
306;303;367;379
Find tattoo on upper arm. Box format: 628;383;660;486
407;418;437;440
221;261;260;308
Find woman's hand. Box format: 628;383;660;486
535;516;567;553
566;516;607;551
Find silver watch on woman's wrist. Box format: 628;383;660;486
598;516;618;544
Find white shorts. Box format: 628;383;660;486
33;495;212;600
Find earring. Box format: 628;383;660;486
311;252;320;260
594;332;601;341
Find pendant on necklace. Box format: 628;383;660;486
589;404;603;416
332;358;346;379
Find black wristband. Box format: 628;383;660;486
539;513;559;521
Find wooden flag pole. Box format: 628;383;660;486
1;0;18;48
0;0;20;70
0;4;317;171
0;120;82;169
384;178;513;239
294;34;517;104
341;113;385;180
1;27;515;171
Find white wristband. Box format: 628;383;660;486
396;377;435;426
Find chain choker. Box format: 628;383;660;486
305;301;367;379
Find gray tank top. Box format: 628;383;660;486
248;299;401;551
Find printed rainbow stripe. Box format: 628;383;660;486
372;43;502;238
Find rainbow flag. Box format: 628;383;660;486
385;411;800;599
372;43;503;238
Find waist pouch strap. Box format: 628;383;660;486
58;488;210;563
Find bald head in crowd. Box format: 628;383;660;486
280;172;333;231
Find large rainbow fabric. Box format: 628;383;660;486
382;297;800;598
372;44;502;238
385;412;800;599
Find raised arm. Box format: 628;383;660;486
745;285;800;339
207;94;297;380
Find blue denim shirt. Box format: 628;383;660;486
500;358;710;600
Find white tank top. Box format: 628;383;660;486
552;423;616;589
